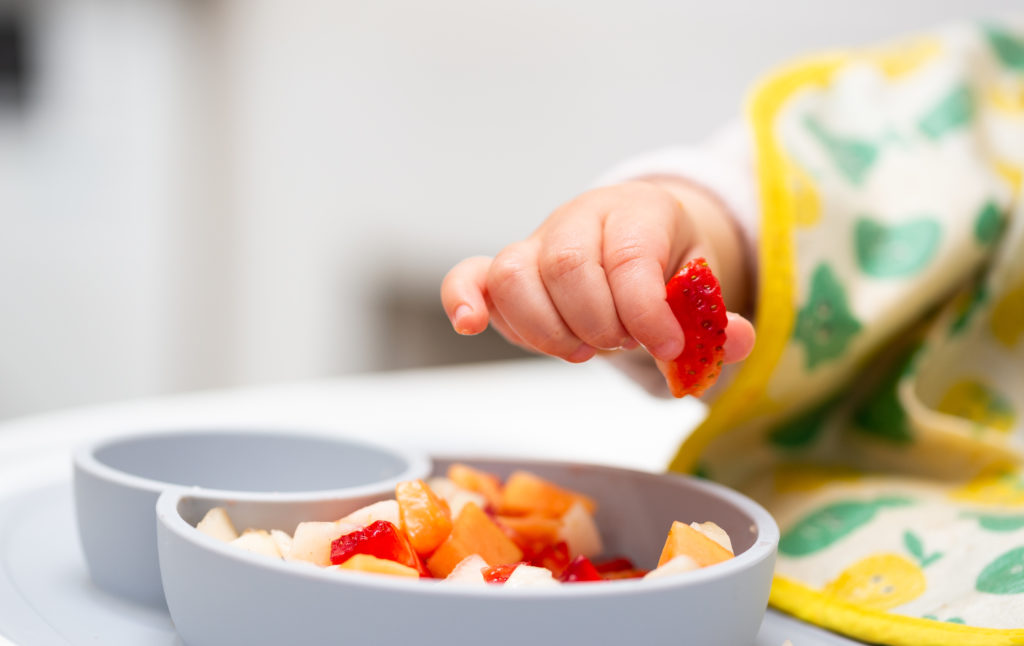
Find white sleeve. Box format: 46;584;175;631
594;121;759;399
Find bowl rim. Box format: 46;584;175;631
156;456;780;599
73;427;432;502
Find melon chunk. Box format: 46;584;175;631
690;521;733;554
500;471;596;517
447;463;504;510
657;521;733;568
426;502;523;578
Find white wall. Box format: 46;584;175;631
0;0;1019;418
0;0;197;417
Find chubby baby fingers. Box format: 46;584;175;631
487;243;596;362
441;256;494;335
536;243;631;352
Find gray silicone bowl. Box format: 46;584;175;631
73;429;430;607
156;457;778;646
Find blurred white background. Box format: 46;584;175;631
0;0;1018;419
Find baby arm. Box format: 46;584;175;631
440;175;755;374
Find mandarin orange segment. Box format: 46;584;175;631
499;470;596;517
395;479;453;556
447;463;504;510
657;521;734;568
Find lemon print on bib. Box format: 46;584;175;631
823;553;926;611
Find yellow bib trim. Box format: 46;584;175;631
771;575;1024;645
668;52;846;474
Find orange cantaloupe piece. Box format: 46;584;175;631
334;553;420;578
657;521;734;568
499;470;596;517
495;514;561;545
426;502;523;578
396;479;453;556
447;463;504;510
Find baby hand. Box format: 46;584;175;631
441;180;755;366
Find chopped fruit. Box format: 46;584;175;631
443;554;489;585
270;529;293;557
333;554;420;578
230;529;282;559
196;507;238;542
213;465;737;585
426;502;524;578
504;564;558;588
496;514;562;551
340;500;401;528
447;463;504;510
690;521;733;553
329;520;428;577
593;557;637;574
396;479;453;555
594;556;648;580
482;563;522;584
658;521;734;568
599;568;648;580
500;471;596;518
290;520;360;566
559;555;603;582
645;555;701;579
659;257;728;398
558;501;603;558
526;541;571;578
427;477;487;517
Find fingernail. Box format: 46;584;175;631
621;338;640;350
652;339;683;361
567;344;596;363
453;305;473;334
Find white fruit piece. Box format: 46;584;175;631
230;529;282;559
287;520;360;566
557;501;602;558
442;554;489;585
689;521;733;554
503;565;558;588
426;477;486;517
340;500;401;528
196;506;239;542
270;529;293;558
644;554;701;579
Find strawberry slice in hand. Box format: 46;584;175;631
658;258;728;398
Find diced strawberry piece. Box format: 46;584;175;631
329;520;430;577
599;568;648;580
661;257;728;398
526;540;571;578
559;554;603;583
482;562;523;584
